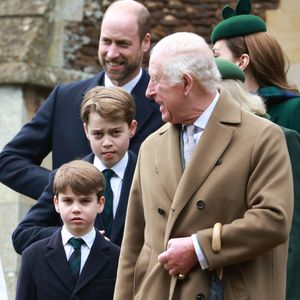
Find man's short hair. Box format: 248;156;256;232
103;0;151;42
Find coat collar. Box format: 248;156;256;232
45;229;75;292
44;228;112;293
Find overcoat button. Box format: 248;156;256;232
196;200;205;209
157;208;165;215
216;158;222;165
196;293;205;300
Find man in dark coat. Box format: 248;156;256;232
0;0;163;200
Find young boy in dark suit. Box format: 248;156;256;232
16;160;120;300
12;86;137;253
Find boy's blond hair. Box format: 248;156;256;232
53;160;105;201
81;86;136;126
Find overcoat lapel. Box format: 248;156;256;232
163;89;242;245
44;230;75;292
155;124;183;203
82;153;104;230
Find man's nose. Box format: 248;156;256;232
146;81;155;99
106;44;120;59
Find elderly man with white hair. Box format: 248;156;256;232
114;32;293;300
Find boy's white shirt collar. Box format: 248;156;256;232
104;68;142;93
93;151;128;180
61;226;96;250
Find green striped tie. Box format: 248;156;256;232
68;237;84;281
102;169;115;238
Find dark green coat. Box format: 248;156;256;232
259;86;300;134
263;97;300;300
282;127;300;300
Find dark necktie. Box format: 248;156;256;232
68;237;84;282
102;169;115;237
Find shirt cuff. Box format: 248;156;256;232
192;234;209;270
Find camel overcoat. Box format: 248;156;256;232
114;88;293;300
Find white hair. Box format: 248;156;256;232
151;32;221;92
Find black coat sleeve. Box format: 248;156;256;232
12;170;62;254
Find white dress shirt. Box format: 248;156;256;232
61;226;96;274
182;91;220;144
93;152;128;217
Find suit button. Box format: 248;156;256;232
196;200;205;209
216;158;222;165
158;208;165;215
196;293;205;300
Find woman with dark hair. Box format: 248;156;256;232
211;0;300;134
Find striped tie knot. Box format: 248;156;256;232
68;237;84;249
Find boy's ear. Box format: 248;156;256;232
98;196;105;213
129;120;138;138
54;195;60;213
83;123;90;140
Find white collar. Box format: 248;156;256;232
194;91;220;130
104;69;143;93
93;152;128;180
61;226;96;250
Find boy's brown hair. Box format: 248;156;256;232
53;160;105;201
81;86;136;126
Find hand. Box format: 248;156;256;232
99;230;110;241
158;237;198;277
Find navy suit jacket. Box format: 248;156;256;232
0;69;163;199
16;229;120;300
12;151;137;254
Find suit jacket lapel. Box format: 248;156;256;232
82;153;104;230
74;231;110;293
45;229;75;292
164;89;241;243
111;151;137;244
132;69;157;135
82;153;95;164
80;72;104;98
